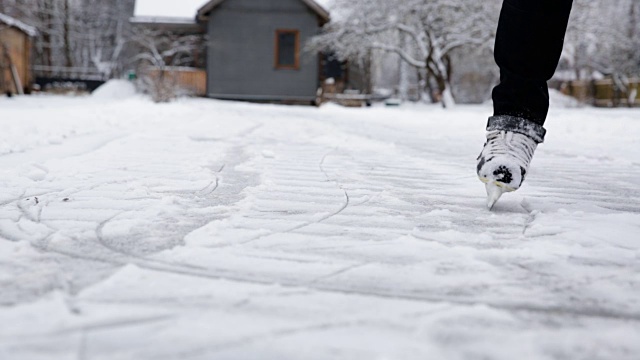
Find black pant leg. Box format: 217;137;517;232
492;0;573;126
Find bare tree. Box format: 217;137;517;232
78;0;134;78
2;0;134;78
130;27;201;102
562;0;638;80
311;0;497;108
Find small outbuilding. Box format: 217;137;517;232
0;13;36;95
133;0;338;104
197;0;330;103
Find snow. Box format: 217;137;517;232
315;0;333;10
549;89;582;108
0;94;639;359
133;0;209;20
0;12;37;37
91;80;138;100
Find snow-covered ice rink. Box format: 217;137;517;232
1;90;639;359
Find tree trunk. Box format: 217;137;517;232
441;85;455;109
433;74;455;108
426;51;456;108
398;32;410;101
365;48;373;95
64;0;73;68
418;68;436;103
41;1;53;69
428;65;455;108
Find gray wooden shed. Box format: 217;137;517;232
197;0;329;103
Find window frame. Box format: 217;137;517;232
274;29;300;70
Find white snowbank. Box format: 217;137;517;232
549;88;582;108
91;80;137;100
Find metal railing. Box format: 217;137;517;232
32;65;107;81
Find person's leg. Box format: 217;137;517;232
478;0;573;208
490;0;574;138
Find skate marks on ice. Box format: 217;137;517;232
0;117;262;305
164;124;639;323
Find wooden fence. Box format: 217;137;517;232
146;67;207;97
558;78;640;107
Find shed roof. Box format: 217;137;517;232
133;0;208;22
0;13;37;37
130;16;205;34
131;16;198;26
133;0;331;25
197;0;330;22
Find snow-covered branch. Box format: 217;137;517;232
371;43;426;68
312;0;497;108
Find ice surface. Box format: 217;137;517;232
0;94;639;359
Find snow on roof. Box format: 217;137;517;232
316;0;332;10
133;0;209;20
133;0;332;22
197;0;330;22
0;12;37;37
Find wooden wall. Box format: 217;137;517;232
147;67;207;97
558;78;640;108
205;0;321;101
0;27;32;94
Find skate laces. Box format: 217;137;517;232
485;131;536;167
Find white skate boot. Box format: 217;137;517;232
477;130;538;209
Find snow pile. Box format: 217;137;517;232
91;80;137;100
549;88;582;108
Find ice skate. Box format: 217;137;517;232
477;130;538;209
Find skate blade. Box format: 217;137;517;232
479;177;512;210
485;183;505;210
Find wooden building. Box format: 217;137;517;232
197;0;330;103
0;13;36;95
132;0;341;104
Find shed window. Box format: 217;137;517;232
275;30;299;69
